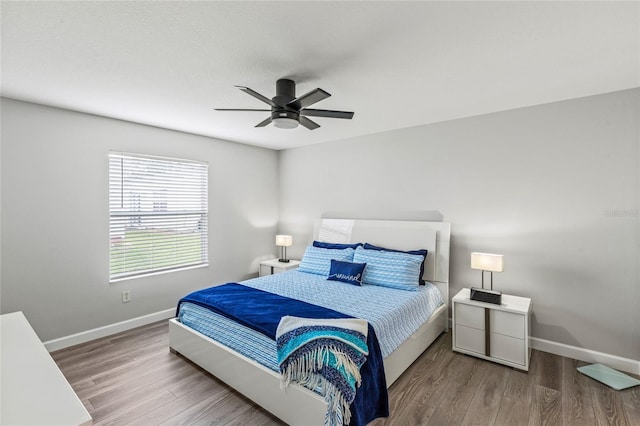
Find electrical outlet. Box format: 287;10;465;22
122;290;131;303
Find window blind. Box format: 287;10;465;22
109;152;208;281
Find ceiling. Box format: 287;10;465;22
1;1;638;150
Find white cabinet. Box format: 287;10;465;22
1;311;92;425
452;288;532;371
259;259;300;277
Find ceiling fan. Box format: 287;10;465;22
215;78;354;130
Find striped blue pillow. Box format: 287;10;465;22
298;246;356;276
363;243;427;284
352;246;423;291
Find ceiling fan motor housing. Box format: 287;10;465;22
273;79;297;107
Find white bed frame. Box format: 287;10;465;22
169;219;451;425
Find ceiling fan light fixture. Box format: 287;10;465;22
272;117;298;129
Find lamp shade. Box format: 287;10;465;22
275;235;293;247
470;252;504;272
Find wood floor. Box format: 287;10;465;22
51;320;640;426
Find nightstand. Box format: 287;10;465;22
452;288;532;371
259;259;300;277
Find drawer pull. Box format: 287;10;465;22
485;308;490;357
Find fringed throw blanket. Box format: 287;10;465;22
177;283;388;426
276;316;369;426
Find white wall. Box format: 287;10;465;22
0;98;279;341
278;89;640;361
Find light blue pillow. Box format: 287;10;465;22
327;260;367;286
298;246;356;276
352;246;423;290
363;243;428;285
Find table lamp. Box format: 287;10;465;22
275;235;293;263
470;252;504;304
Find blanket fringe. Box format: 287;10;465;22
281;345;362;388
280;345;361;425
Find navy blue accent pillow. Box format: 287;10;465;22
313;241;363;250
363;243;428;285
327;259;367;286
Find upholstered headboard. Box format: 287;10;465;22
313;219;451;305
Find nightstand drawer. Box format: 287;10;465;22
259;264;273;277
490;310;525;339
456;303;525;338
455;303;485;330
455;325;526;366
455;324;484;354
491;333;525;366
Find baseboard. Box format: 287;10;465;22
530;337;640;376
43;308;175;352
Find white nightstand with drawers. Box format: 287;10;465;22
259;259;300;277
452;288;532;371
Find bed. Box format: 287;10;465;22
169;218;451;425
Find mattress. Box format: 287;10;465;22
177;270;443;372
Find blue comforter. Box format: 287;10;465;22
178;283;389;426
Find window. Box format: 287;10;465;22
109;152;208;281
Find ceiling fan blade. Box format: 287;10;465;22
300;109;354;119
214;108;271;112
235;86;276;107
299;116;320;130
255;117;272;128
288;88;330;109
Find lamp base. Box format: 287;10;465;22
470;287;502;304
278;258;290;263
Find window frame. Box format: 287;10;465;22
108;151;209;282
